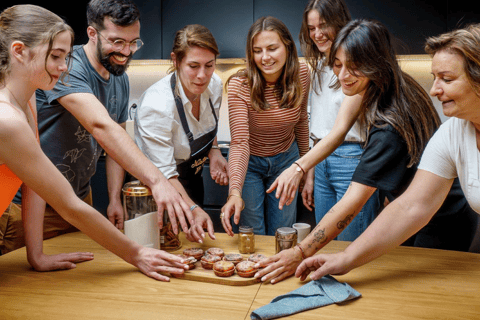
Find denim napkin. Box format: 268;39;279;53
250;275;361;320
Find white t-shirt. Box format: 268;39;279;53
309;64;363;142
418;117;480;213
134;72;222;179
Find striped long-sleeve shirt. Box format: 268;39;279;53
227;62;310;193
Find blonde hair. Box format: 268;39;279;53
0;4;74;86
425;23;480;97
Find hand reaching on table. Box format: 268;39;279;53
266;163;304;210
253;246;304;284
132;246;189;281
301;168;315;211
185;208;216;243
28;251;94;272
220;192;244;237
150;179;193;235
295;252;353;281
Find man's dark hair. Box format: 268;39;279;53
87;0;140;30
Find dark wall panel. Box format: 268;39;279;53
161;0;253;59
1;0;476;59
346;0;447;54
253;0;308;56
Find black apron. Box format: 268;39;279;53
170;73;218;205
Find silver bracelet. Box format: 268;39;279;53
211;145;220;150
190;204;199;212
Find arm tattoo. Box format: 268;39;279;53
307;227;329;250
337;214;354;230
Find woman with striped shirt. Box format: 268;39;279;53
220;16;310;236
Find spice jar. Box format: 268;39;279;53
238;226;255;254
160;211;182;251
275;227;297;253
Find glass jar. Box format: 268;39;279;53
122;180;157;221
238;226;255;254
160;211;182;251
275;227;297;253
122;180;181;251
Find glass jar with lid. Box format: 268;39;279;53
238;226;255;254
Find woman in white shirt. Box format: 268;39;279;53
135;24;228;242
296;23;480;281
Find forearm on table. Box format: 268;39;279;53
299;183;377;257
21;185;48;266
342;173;453;268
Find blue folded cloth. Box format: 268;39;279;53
250;275;361;320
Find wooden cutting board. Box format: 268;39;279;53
170;260;261;286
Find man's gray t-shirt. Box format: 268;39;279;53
14;45;129;203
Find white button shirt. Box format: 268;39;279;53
134;72;222;179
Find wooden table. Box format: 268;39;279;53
1;231;479;319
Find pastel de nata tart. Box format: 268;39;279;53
200;254;221;270
223;253;243;265
183;247;204;260
206;247;224;258
213;260;235;277
176;254;196;270
248;253;267;264
236;260;258;278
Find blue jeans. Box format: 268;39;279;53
237;141;299;235
314;142;380;241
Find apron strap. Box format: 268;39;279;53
170;73;194;142
170;72;218;142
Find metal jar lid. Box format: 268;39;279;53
122;180;152;196
239;226;254;233
275;227;297;236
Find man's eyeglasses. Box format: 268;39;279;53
96;30;144;52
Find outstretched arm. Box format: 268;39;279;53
1;118;188;281
256;181;377;283
267;94;363;209
57;93;192;234
295;170;453;281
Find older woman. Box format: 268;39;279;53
134;24;228;242
296;23;480;281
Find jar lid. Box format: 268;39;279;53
276;227;297;235
239;226;253;233
122;180;152;196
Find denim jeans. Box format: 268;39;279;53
314;142;380;241
237;141;299;235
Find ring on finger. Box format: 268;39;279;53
220;212;224;219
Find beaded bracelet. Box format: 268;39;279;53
227;193;245;210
